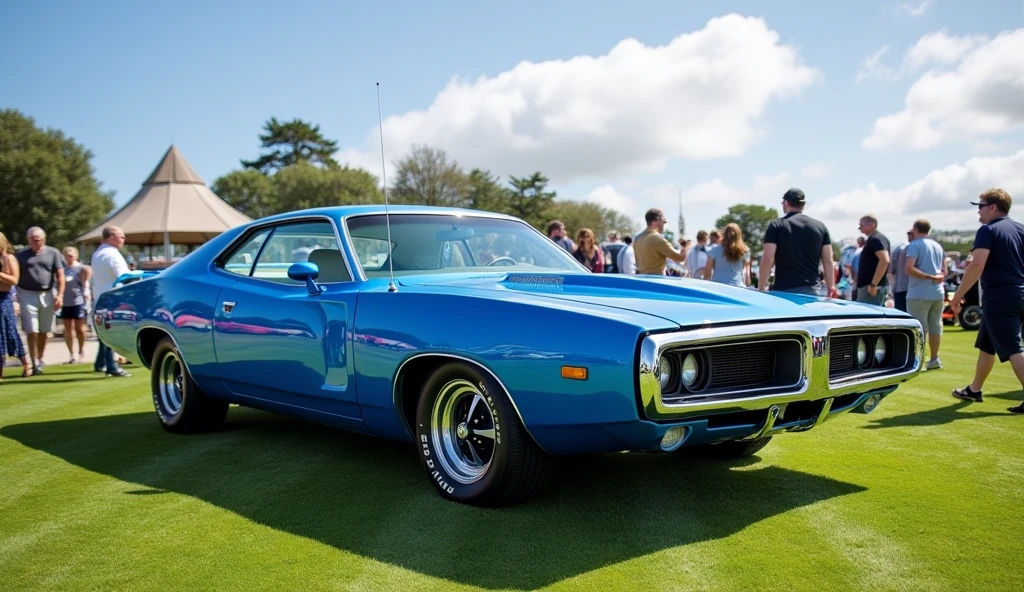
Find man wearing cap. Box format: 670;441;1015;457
951;189;1024;414
855;215;891;306
758;188;837;297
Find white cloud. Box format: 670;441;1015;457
801;161;834;179
578;171;792;238
900;0;935;17
857;46;895;82
809;149;1024;240
863;28;1024;150
340;14;819;183
902;30;987;71
856;30;986;82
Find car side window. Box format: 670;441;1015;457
251;220;351;284
220;228;272;277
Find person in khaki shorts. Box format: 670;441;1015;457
904;219;946;370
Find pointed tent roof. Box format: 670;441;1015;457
77;145;252;245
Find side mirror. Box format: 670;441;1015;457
288;262;324;296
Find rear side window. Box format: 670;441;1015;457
221;228;272;277
251;220;351;284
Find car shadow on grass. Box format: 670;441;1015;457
862;400;1008;429
2;409;866;590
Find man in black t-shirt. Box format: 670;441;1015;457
759;188;837;297
950;189;1024;414
855;215;891;306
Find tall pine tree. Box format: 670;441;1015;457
241;117;339;173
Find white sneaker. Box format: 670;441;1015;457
926;358;942;370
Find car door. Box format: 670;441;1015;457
211;217;361;421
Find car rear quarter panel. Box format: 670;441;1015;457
352;285;673;452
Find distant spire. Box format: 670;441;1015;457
678;189;686;239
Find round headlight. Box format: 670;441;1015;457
658;357;674;391
681;353;700;388
856;337;868;367
874;337;887;364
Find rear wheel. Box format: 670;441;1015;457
151;337;228;433
694;436;773;459
415;361;552;507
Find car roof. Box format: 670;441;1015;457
251;205;523;225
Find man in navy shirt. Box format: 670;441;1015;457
951;189;1024;414
855;215;891;306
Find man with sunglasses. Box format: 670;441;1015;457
951;189;1024;414
634;208;687;275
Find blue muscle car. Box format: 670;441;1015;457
94;205;923;506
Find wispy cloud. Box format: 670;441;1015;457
863;28;1024;150
900;0;935;17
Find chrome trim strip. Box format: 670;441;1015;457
826;331;911;385
391;352;545;452
339;211;586;282
210;214;358;287
743;405;780;440
638;317;923;420
659;336;805;402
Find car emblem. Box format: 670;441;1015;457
811;336;827;358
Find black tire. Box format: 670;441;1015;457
695;436;773;459
959;305;982;331
415;361;552;507
151;337;228;433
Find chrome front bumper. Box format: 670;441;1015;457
638;318;924;421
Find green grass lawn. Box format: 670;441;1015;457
1;326;1022;591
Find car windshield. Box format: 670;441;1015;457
345;213;585;278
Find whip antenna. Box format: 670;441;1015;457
376;82;397;293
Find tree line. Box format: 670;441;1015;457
212;118;637;239
0;108;840;255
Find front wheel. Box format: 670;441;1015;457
415;361;552;507
151;337;228;433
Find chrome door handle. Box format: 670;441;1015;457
222;301;236;313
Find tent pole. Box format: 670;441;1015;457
164;232;172;263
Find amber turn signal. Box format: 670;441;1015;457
561;366;588;380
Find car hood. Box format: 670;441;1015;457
397;272;909;328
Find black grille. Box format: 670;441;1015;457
828;331;912;382
660;338;804;403
829;336;858;377
708;342;776;389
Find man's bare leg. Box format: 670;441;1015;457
970;352;996;393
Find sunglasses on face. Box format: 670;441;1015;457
977;202;991;209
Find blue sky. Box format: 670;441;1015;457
3;0;1023;244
